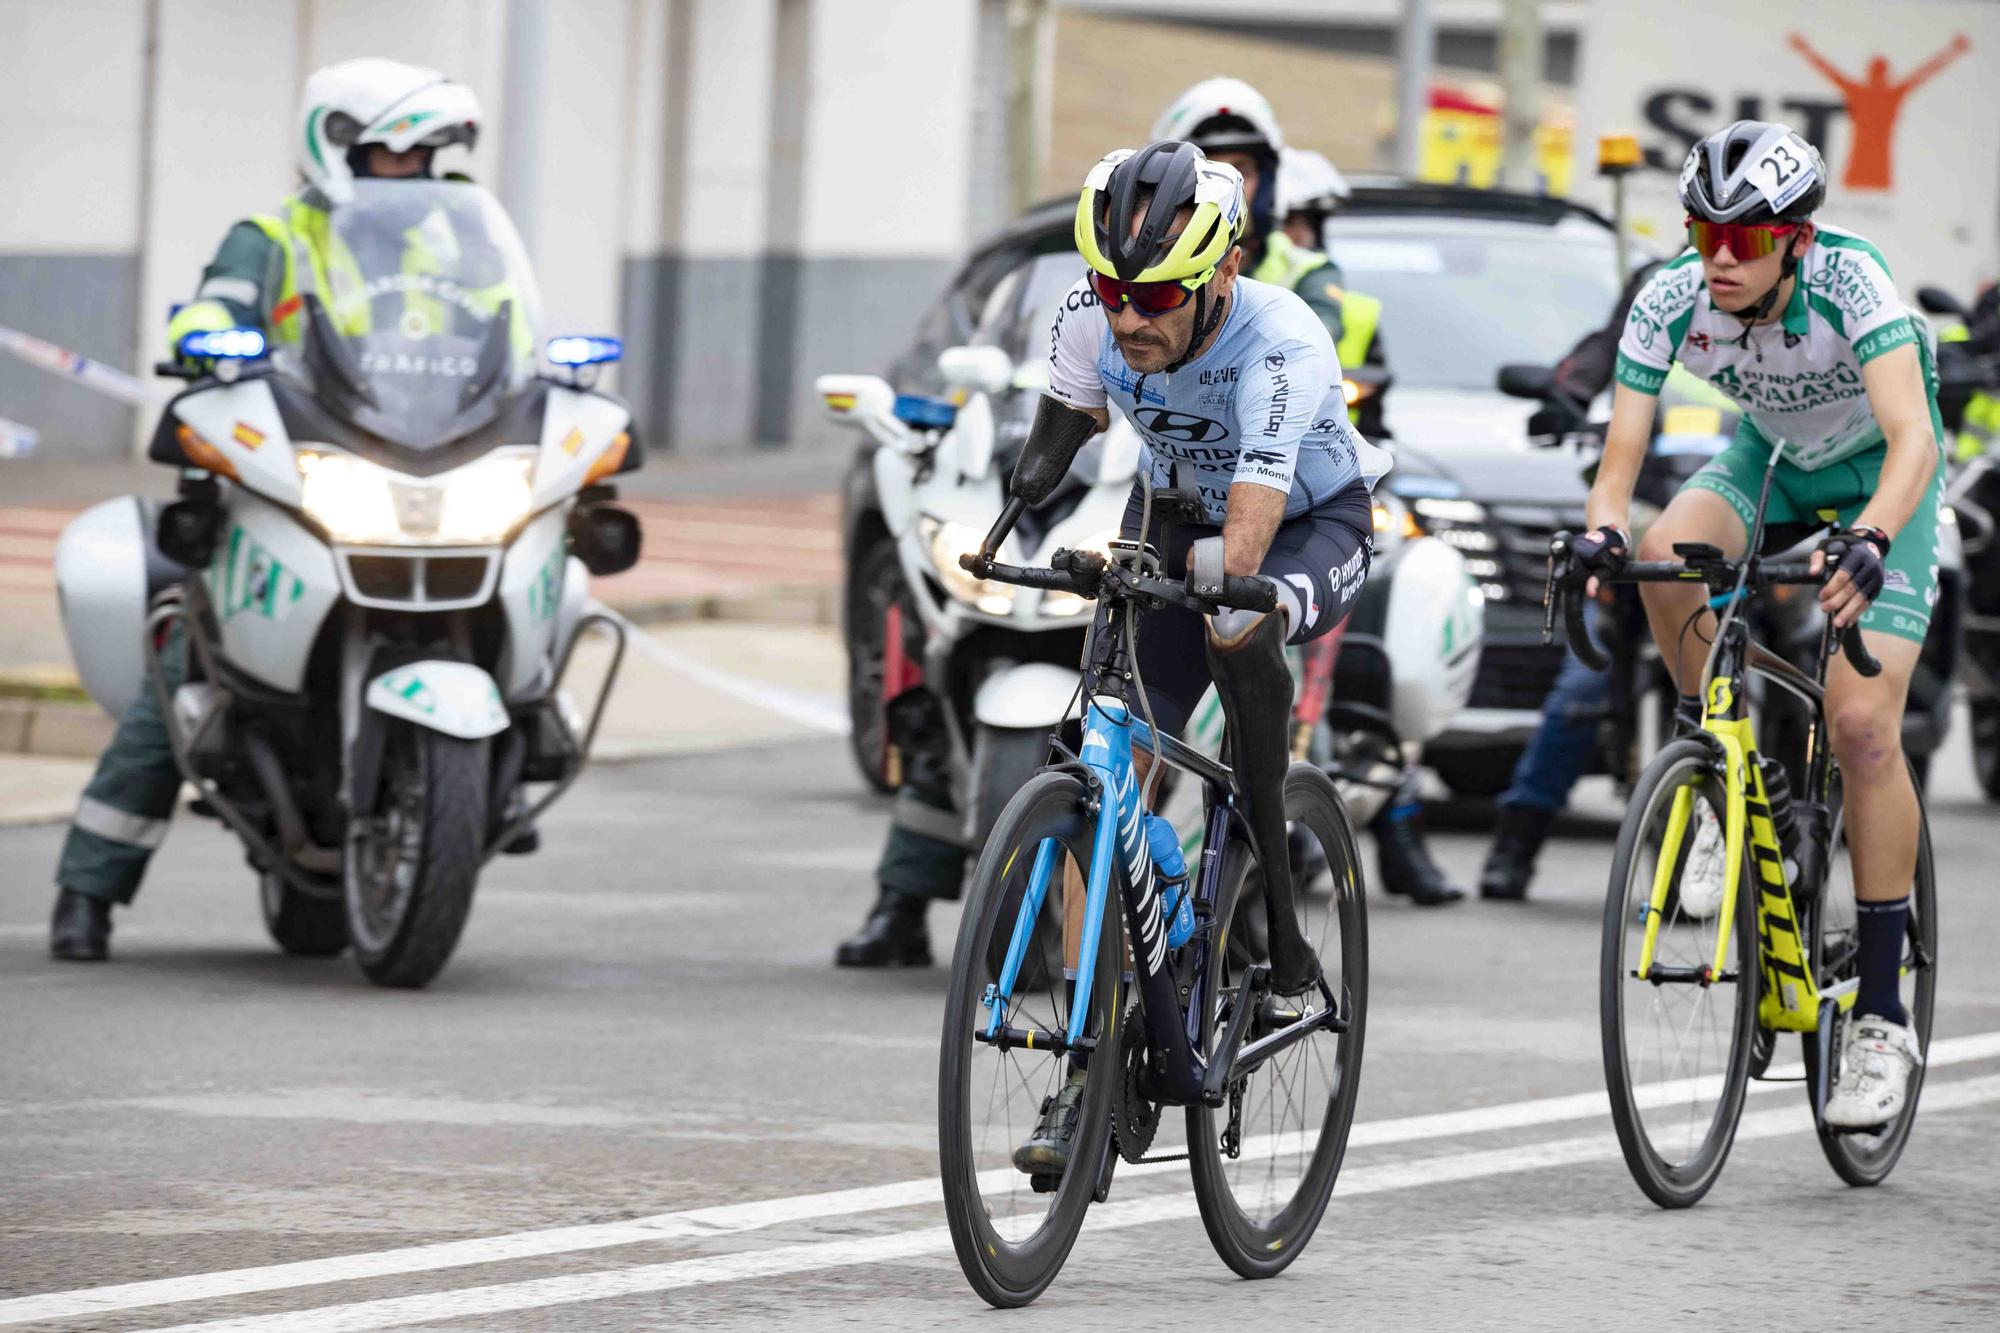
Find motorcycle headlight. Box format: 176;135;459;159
922;516;1015;615
297;449;536;545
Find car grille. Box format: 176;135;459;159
1469;637;1567;711
1488;504;1584;604
339;551;496;608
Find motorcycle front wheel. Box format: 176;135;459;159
344;723;488;988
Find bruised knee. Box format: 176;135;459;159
1827;698;1904;782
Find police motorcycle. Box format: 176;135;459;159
54;180;643;987
819;344;1134;844
1917;283;2000;797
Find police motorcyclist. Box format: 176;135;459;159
1152;78;1460;906
49;58;485;961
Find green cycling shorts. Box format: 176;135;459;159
1683;419;1947;645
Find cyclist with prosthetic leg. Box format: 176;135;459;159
1008;140;1385;1175
1573;121;1945;1129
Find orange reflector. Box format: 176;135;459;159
231;421;265;450
583;431;631;486
1598;133;1643;171
177;424;240;480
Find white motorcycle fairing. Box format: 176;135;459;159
364;660;510;739
206;485;344;693
973;663;1083;730
1380;536;1484;743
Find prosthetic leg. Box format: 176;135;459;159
1207;605;1321;996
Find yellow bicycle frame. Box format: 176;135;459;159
1635;672;1837;1032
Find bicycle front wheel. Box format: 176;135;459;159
938;770;1120;1308
1601;738;1760;1209
1804;761;1938;1185
1189;763;1368;1278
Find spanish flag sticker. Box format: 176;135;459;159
232;422;265;450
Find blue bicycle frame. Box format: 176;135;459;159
983;694;1240;1105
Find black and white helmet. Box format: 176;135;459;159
1678;120;1827;224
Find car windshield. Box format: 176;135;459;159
307;179;544;450
1323;223;1622;391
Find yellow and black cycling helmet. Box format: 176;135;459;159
1075;140;1247;286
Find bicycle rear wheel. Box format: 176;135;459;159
1803;762;1938;1185
1189;763;1367;1278
938;771;1120;1308
1601;739;1760;1208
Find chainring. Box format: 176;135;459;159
1111;1006;1162;1164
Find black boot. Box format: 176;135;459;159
50;888;113;961
1480;804;1554;901
1208;610;1320;995
834;890;932;968
1372;783;1465;906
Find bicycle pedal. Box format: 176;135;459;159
1029;1172;1061;1195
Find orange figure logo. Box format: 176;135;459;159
1788;33;1970;191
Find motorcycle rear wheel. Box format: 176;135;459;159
260;871;347;957
345;724;488;988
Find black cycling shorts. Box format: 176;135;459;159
1098;480;1373;739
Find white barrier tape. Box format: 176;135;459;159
0;323;167;408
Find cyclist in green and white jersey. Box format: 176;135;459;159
1574;120;1945;1130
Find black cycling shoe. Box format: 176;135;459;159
834;891;932;968
50;889;113;961
1014;1068;1087;1180
1480;805;1554;901
1373;804;1466;906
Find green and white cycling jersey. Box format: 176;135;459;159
1614;225;1931;470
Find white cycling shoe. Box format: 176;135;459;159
1824;1015;1923;1130
1674;805;1728;921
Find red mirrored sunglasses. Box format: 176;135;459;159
1087;270;1197;318
1686;216;1800;261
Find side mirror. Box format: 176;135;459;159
1496;363;1555;400
938;344;1014;397
1917;285;1969;320
813;373;898;426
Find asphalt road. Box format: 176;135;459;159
3;696;1998;1330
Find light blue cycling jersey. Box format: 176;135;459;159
1047;274;1390;525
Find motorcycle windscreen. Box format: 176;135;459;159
305;179;546;453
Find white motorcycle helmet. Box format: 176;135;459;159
298;58;482;205
1151;77;1285;156
1277;147;1351;218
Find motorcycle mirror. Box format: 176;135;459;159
938;344;1013;397
1496;363;1555;400
1917;285;1969;319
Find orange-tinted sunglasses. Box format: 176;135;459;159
1686;216;1800;261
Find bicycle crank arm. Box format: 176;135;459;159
1228;992;1349;1085
1631;964;1739;986
1198;966;1269;1106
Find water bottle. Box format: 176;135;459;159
1143;812;1196;949
1757;756;1803;885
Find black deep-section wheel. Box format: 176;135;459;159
939;770;1120;1308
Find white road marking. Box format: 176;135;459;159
6;1031;1997;1328
600;605;849;735
124;1075;2000;1333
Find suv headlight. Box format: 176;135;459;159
298;448;536;545
920;516;1015;615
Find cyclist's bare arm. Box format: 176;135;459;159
1811;341;1937;623
1222;482;1287;576
1580;383;1658;591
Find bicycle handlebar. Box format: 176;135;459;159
958;547;1278;616
1544;532;1881;679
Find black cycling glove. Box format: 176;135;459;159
1822;528;1889;602
1569;524;1630;575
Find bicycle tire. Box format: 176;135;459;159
1601;739;1760;1209
1803;759;1939;1186
1189;763;1368;1277
939;770;1121;1308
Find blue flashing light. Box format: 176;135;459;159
179;328;267;360
893;394;958;431
547;335;624;366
